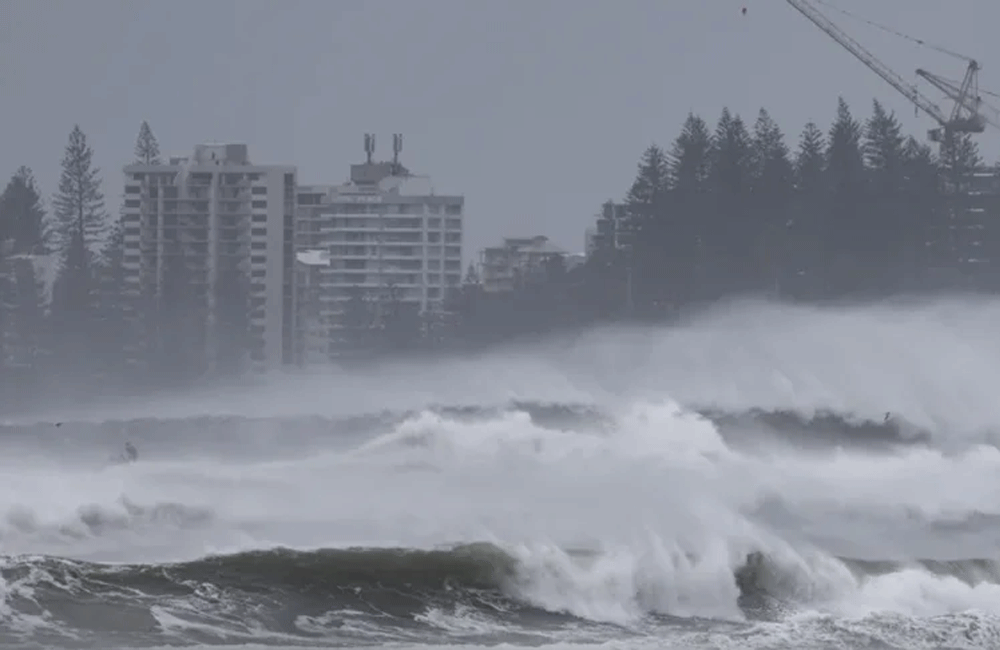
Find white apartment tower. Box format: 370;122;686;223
295;134;464;362
122;144;296;372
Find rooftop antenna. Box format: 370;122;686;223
392;133;403;174
364;133;375;164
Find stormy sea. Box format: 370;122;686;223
3;298;1000;650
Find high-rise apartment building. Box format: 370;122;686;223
295;134;464;362
121;143;296;372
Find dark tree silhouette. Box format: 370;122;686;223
0;167;48;254
706;108;754;295
49;125;108;381
134;121;162;165
624;144;670;315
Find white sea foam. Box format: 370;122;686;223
4;297;1000;648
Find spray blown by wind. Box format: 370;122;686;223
3;296;1000;650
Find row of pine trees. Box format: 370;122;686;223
0;97;994;410
445;97;992;345
0;125;122;408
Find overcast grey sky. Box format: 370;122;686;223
2;0;999;256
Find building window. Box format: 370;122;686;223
252;214;267;223
124;199;141;208
251;255;266;264
252;186;267;195
251;228;267;237
446;218;461;229
445;205;461;216
252;200;267;209
251;242;267;250
252;269;266;278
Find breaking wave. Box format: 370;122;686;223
3;298;1000;649
3;540;1000;648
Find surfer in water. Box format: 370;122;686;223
123;441;138;463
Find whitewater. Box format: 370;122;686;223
3;297;1000;649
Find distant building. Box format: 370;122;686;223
478;235;568;293
565;253;587;270
121;143;297;372
294;249;329;366
294;134;464;362
925;167;1000;290
584;227;598;257
585;200;628;259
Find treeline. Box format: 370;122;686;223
329;97;993;359
0;122;253;412
438;97;993;349
1;97;995;410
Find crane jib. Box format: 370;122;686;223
784;0;998;142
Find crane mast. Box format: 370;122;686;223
785;0;988;144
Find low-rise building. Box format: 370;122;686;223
586;200;628;259
479;235;567;293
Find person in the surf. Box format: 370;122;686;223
123;441;138;463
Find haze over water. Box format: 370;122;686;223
3;297;1000;649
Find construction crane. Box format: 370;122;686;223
785;0;999;145
916;67;1000;139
